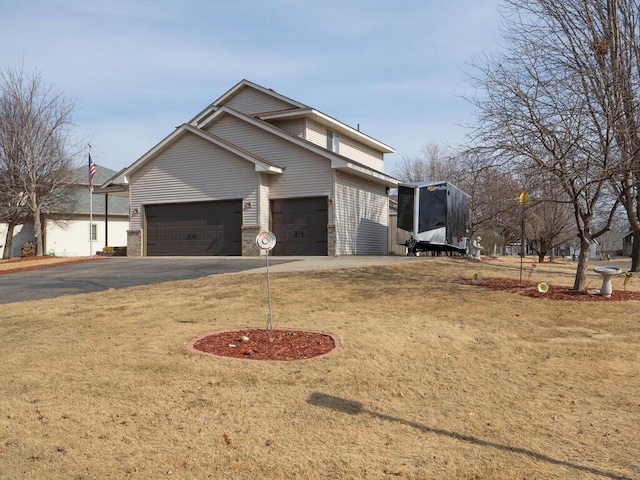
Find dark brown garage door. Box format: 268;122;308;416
146;200;242;256
271;197;328;256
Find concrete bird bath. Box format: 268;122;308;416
593;266;622;298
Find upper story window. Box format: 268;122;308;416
327;129;340;153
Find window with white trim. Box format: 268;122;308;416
90;224;97;241
327;129;340;153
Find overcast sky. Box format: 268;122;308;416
1;0;503;175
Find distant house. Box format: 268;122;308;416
622;231;633;257
99;79;398;256
556;239;599;260
0;165;129;258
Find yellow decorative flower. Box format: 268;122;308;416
537;282;549;294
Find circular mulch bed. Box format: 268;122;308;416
464;277;640;301
187;328;341;362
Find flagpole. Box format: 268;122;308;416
89;145;93;258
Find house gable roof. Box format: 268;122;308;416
200;106;398;187
108;80;398;190
190;80;394;155
105;122;284;187
189;79;306;127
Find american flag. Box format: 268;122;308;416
88;153;97;192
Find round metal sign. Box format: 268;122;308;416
256;231;277;251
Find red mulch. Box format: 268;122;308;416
462;277;640;301
188;328;339;362
0;256;105;275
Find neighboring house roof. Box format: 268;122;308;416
68;164;129;215
102;79;398;190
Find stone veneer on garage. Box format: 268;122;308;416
241;225;262;256
127;230;142;256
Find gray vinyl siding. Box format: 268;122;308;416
335;172;389;255
306;120;385;172
224;89;297;115
129;132;257;230
207;115;333;199
306;119;329;149
339;135;385;171
268;118;305;139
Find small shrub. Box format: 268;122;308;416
100;246;127;257
21;241;36;257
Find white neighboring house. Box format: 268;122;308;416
0;165;129;258
99;79;398;257
0;223;35;258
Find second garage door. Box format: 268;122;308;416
271;197;328;255
146;200;242;256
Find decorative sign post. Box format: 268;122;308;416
256;231;277;340
518;191;530;282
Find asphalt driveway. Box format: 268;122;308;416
0;257;295;304
0;255;427;305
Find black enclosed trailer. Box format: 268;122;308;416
397;181;470;255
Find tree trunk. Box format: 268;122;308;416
573;237;591;291
33;206;43;256
538;252;545;263
2;222;16;259
632;230;640;272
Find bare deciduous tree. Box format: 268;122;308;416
468;0;631;289
524;177;576;262
0;67;76;256
392;142;459;183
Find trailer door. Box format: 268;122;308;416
418;187;447;233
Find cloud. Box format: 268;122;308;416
1;0;503;171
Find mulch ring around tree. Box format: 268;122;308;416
187;328;341;362
461;277;640;301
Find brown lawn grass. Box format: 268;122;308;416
0;256;638;479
